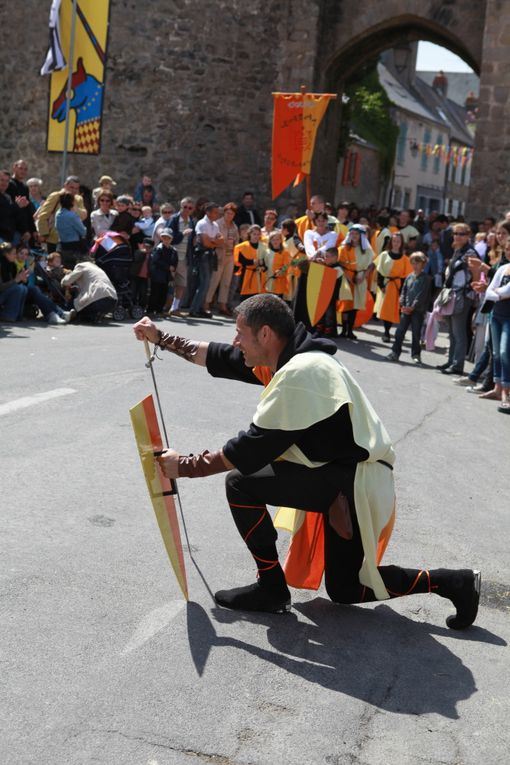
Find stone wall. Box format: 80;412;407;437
2;0;507;216
1;0;290;204
468;0;510;218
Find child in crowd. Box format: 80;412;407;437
262;230;290;299
137;206;156;238
148;229;177;314
130;237;152;311
45;251;73;307
387;252;432;364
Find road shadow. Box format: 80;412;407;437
186;597;506;719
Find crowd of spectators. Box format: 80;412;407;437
0;158;508;413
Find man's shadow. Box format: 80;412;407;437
186;597;506;720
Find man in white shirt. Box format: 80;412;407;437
188;203;224;318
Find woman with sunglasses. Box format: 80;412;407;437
90;191;118;237
438;224;478;375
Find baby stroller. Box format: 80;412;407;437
94;239;144;321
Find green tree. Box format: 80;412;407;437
340;68;398;181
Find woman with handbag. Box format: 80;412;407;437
437;224;478;375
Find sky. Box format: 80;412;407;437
416;41;474;73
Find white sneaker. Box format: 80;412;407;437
47;311;66;325
60;309;76;323
453;376;471;386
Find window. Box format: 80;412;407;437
403;189;411;208
397;121;408;165
341;150;361;187
421;128;431;171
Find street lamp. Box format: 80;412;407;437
393;43;411;74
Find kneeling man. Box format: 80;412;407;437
133;295;480;629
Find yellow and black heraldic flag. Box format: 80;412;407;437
46;0;111;155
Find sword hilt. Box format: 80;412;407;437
144;338;154;368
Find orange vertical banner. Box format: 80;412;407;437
271;91;336;200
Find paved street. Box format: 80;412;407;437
1;316;509;765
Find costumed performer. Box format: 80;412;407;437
261;229;290;300
281;218;304;304
374;231;412;343
133;295;481;629
295;195;343;241
234;224;267;298
337;224;374;339
293;211;339;330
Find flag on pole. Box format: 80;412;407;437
271;90;336;200
40;0;67;75
46;0;111;155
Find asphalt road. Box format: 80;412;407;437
1;315;509;765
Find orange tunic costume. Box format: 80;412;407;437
283;237;303;302
262;247;291;296
235;240;267;295
337;243;374;313
374;251;413;324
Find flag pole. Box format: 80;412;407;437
61;0;78;184
300;86;312;207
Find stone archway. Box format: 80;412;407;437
308;12;483;204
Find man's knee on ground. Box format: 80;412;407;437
324;574;360;605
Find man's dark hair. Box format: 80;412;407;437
205;202;219;213
437;214;449;224
242;191;254;197
234;294;295;340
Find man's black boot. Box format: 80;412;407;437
432;568;481;629
215;565;291;614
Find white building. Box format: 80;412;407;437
378;56;474;215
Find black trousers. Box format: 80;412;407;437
392;311;425;358
148;282;168;312
76;296;116;322
226;461;431;603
